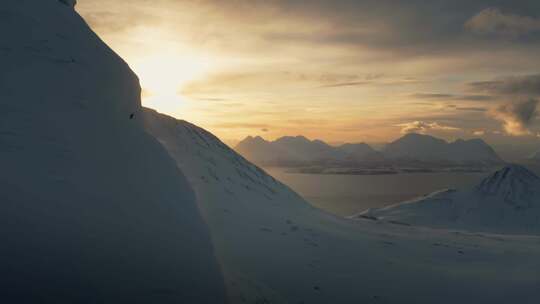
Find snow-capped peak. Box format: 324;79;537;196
476;164;540;205
359;164;540;234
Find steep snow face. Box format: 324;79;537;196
144;109;540;304
0;2;225;303
383;133;502;164
361;165;540;235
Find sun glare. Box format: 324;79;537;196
131;52;211;112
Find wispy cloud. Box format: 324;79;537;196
412;93;492;101
466;8;540;37
468;74;540;96
455;106;487;112
473;130;486;136
319;81;372;88
396;121;461;134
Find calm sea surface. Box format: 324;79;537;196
265;167;488;216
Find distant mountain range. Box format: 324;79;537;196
235;133;503;167
358;165;540;235
383;133;502;164
235;135;382;165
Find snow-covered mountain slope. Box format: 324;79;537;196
360;165;540;235
144;109;540;304
0;1;225;303
235;135;379;165
383;133;503;164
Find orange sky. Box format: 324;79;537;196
77;0;540;146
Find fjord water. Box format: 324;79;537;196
266;168;488;216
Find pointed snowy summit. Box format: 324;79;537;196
476;164;540;205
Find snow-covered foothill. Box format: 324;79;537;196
360;165;540;235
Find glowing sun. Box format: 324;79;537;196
132;52;210;112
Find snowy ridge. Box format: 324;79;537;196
142;109;300;204
361;165;540;235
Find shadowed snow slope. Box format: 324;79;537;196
0;1;225;303
144;109;540;304
361;165;540;235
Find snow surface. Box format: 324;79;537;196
360;165;540;235
0;1;225;303
144;110;540;304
